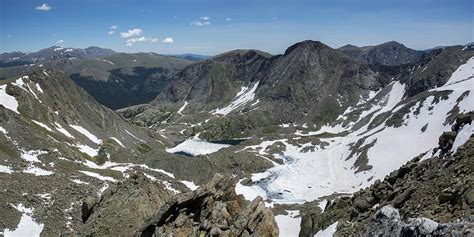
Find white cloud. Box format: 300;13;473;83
163;37;174;43
36;3;51;11
125;36;158;46
56;39;64;44
226;18;232;21
191;16;211;27
108;26;118;35
120;28;158;46
120;28;143;39
191;21;204;26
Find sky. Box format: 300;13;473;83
0;0;472;55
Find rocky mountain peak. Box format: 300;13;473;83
283;40;332;56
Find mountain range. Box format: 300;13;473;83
0;40;473;236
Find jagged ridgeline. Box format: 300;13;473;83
0;40;473;236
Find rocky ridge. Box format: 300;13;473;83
79;174;279;236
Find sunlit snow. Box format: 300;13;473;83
70;125;102;144
213;81;260;115
166;135;230;156
3;204;44;237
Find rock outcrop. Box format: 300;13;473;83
78;173;278;236
139;174;278;237
78;173;173;236
365;205;473;236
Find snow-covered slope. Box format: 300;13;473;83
236;57;474;204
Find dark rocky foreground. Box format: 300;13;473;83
299;113;474;236
79;174;278;236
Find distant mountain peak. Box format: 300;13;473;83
284;40;331;56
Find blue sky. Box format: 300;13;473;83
0;0;472;55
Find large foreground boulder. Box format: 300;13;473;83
138;174;279;237
78;173;173;236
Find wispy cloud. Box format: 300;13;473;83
120;28;143;38
226;18;232;21
108;25;118;35
36;3;51;11
163;37;174;43
56;39;64;44
191;16;211;26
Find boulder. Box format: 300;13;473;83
139;174;279;237
77;173;173;236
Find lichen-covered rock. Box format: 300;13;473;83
139;174;279;237
78;173;173;236
365;205;473;236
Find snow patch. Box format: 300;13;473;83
0;84;19;114
24;166;53;176
314;221;338;237
177;101;188;115
213;81;260;115
451;122;474;153
0;164;13;174
54;123;74;139
124;129;146;143
275;210;301;237
3;204;44;237
110;137;125;148
79;170;117;182
32;120;53;132
180;180;199;190
166;135;230;156
70;125;102;144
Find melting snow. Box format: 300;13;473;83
275;210;301;237
166;135;230;156
0;84;19;114
451;122;474;153
35;84;43;93
318;199;328;213
0;164;13;174
3;204;44;237
213;81;260;115
177;101;188;115
79;170;117;182
32;120;53;132
24;166;53;176
70;125;102;144
161;181;180;194
71;179;89;185
54;123;74;138
237;58;474;204
0;126;12;140
180;180;199;190
74;144;99;157
99;59;115;65
110;137;125;148
314;221;338;237
124;129;146;143
20;150;47;163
